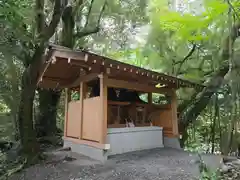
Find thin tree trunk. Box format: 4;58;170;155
211;95;218;154
224;122;234;155
218;112;223;153
179;123;188;148
206;105;213;154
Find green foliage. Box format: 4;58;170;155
157;0;228;41
0;114;14;141
0;0;34;57
196;154;221;180
199;170;220;180
71;91;80;101
144;0;240;158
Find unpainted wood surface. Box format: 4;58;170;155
82;97;102;142
67;101;81;138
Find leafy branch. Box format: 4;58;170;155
73;0;84;16
226;0;240;21
175;43;197;75
74;0;107;38
42;0;65;41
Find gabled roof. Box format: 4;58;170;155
37;44;204;90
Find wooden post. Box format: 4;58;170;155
171;91;178;136
147;93;152;125
79;82;87;139
99;74;108;144
64;88;71;137
148;92;152;104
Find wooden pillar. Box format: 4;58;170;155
148;92;152;104
79;82;87;139
64;88;71;137
99;74;108;143
171;91;179;136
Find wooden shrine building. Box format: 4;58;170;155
38;44;203;161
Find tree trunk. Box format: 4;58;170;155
18;42;58;163
17;42;48;162
16;0;64;163
36;5;75;137
179;66;229;148
211;95;218;154
35;0;105;139
18;69;39;162
178;23;240;147
36;89;61;137
180;64;229;125
179;122;188;148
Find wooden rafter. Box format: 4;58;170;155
38;44;204;90
105;77;174;95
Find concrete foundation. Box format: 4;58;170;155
163;137;181;149
64;126;164;161
106;126;164;156
63;139;108;162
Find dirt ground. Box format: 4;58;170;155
9;148;222;180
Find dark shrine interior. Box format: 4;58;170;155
88;79;147;103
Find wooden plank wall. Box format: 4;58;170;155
82;97;102;142
152;91;178;137
66;101;81;138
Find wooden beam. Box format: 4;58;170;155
42;76;69;83
99;74;108;144
69;73;99;87
77;73;99;83
105;77;173;95
49;46;204;89
79;82;87;139
148;92;152;104
84;52;201;88
105;69;176;87
64;89;71;137
171;91;178;136
52;49;86;61
37;61;52;86
69;61;89;68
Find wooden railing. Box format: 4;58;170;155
108;101;171;109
